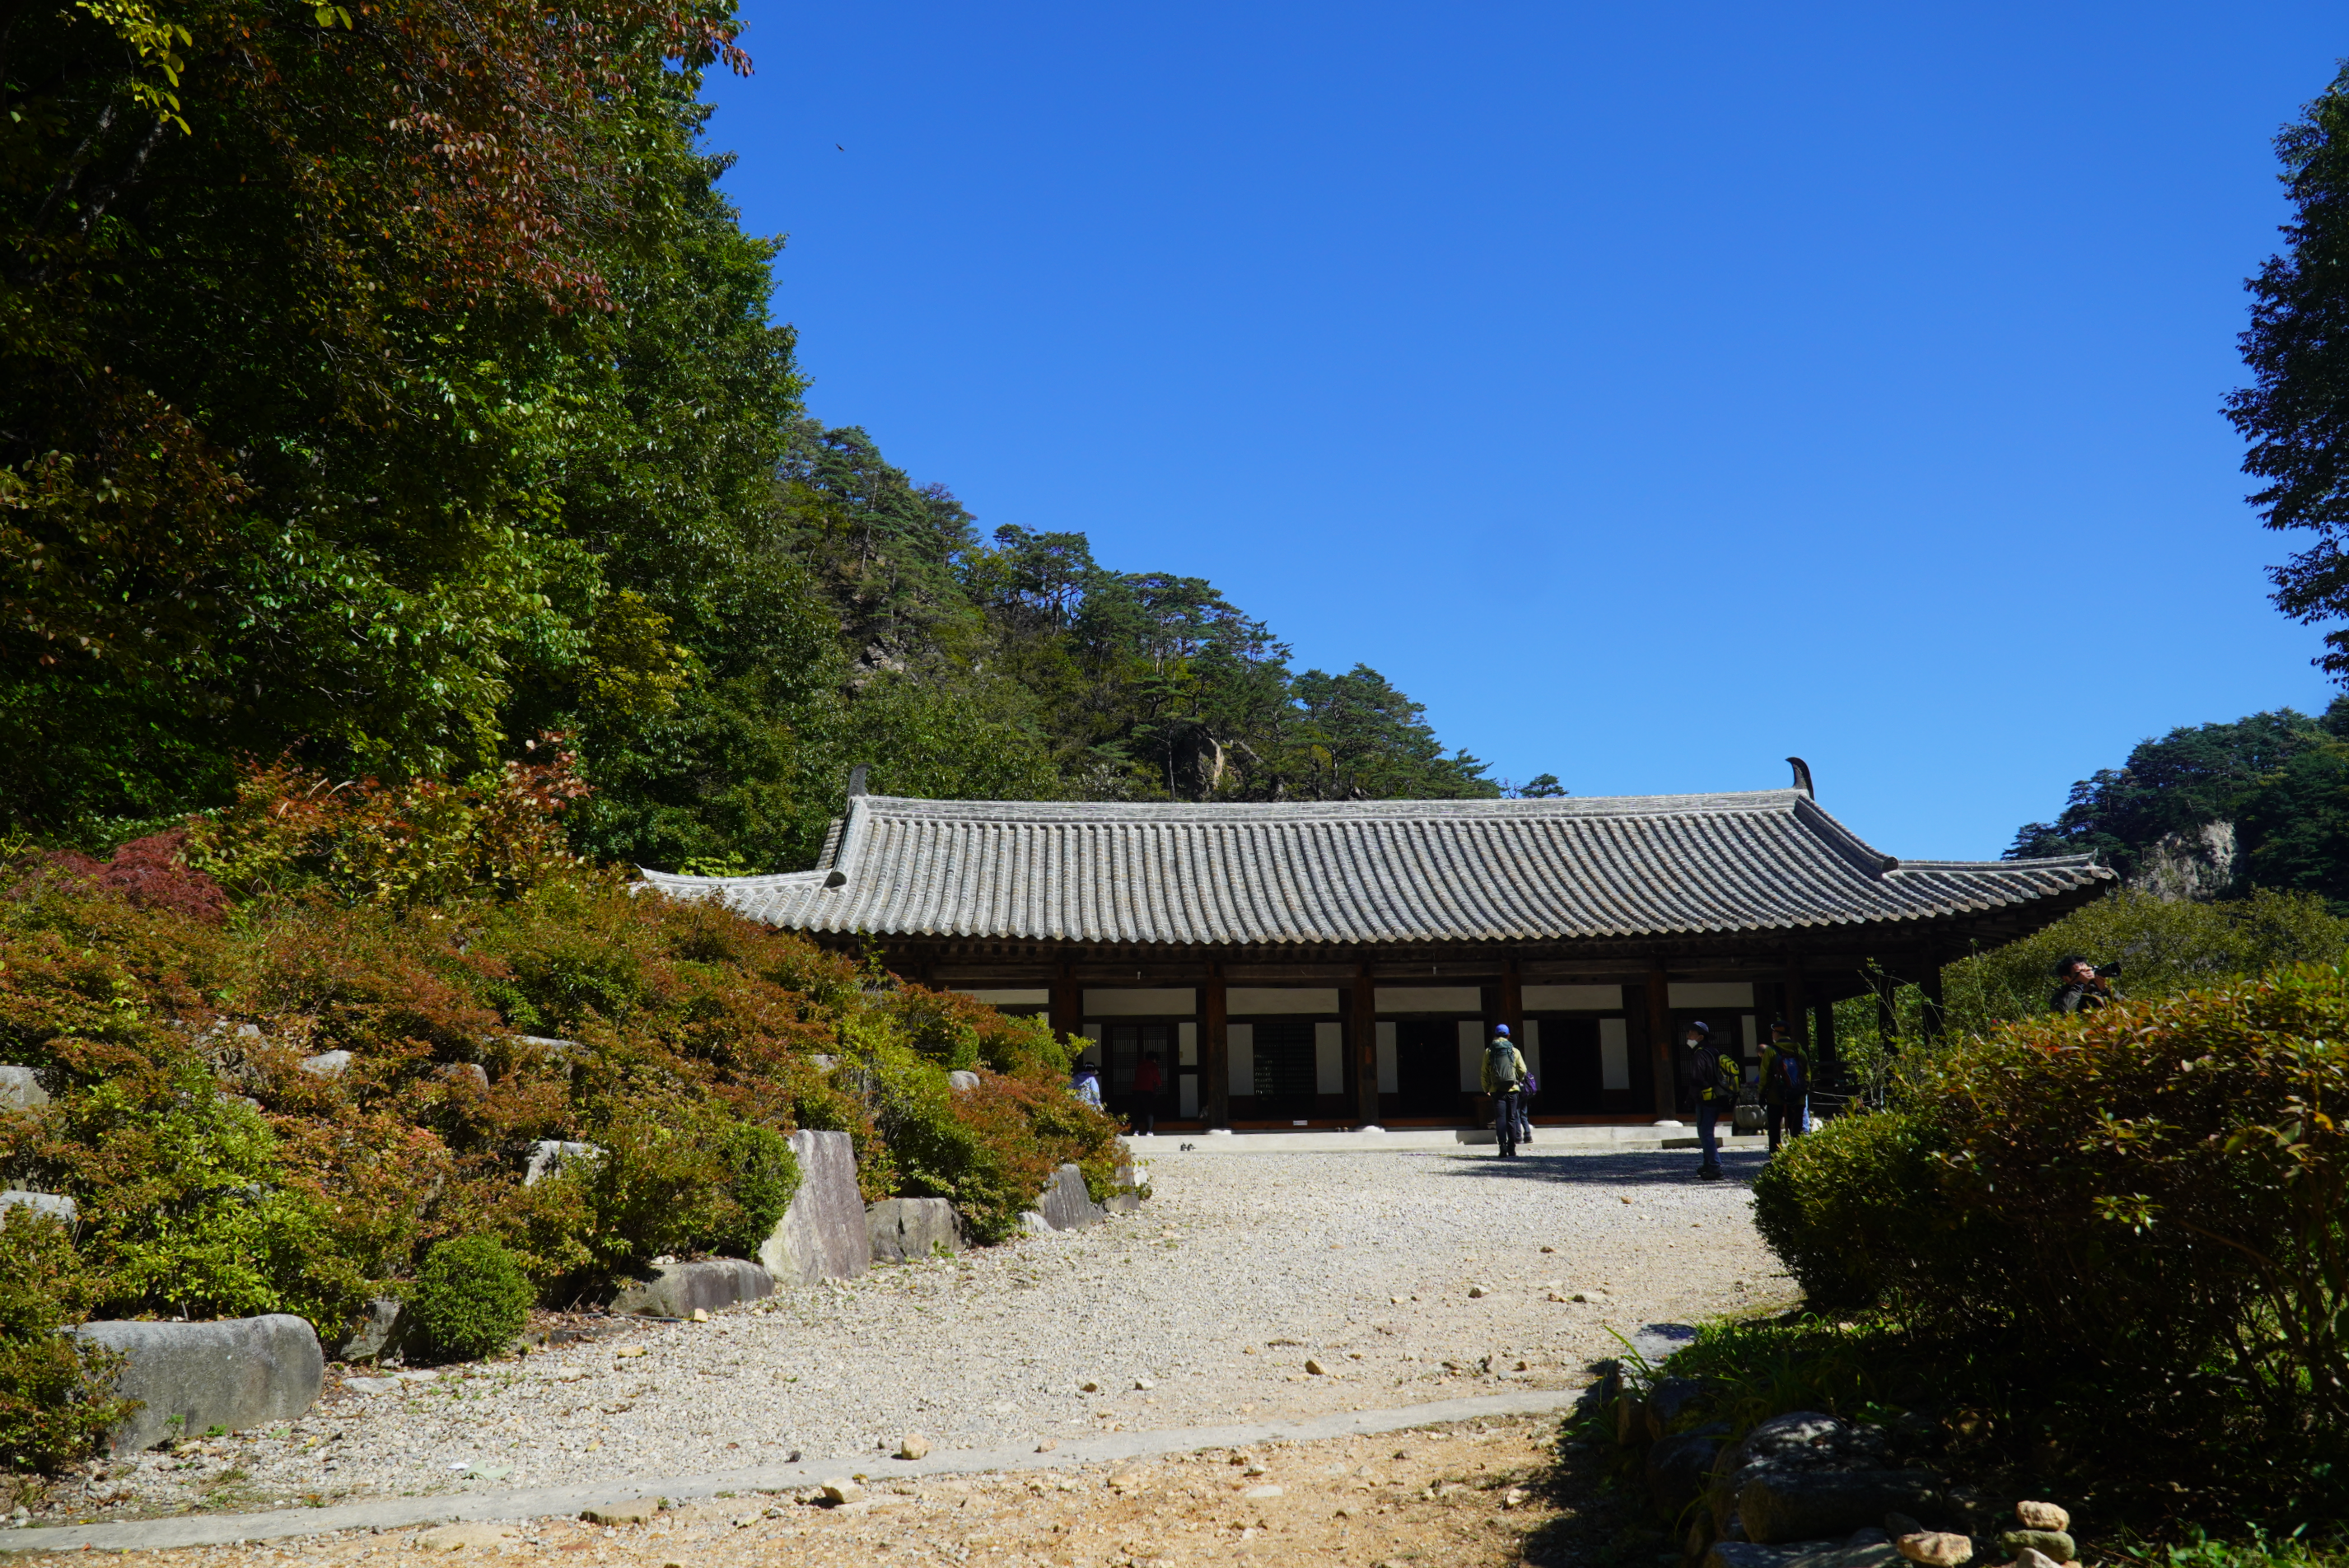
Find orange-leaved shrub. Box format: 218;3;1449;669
0;755;1124;1424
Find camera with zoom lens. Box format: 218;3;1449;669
2094;962;2122;980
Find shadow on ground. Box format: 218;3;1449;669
1431;1148;1770;1188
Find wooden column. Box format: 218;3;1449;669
1203;964;1230;1129
1784;952;1809;1052
1500;957;1525;1045
1352;964;1379;1127
1049;964;1080;1043
1918;954;1945;1043
1646;962;1675;1117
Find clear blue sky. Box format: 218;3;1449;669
700;2;2347;860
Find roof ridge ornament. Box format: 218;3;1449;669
1786;756;1814;799
847;763;870;798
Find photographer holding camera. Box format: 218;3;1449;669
2051;954;2121;1014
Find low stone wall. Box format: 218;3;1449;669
77;1314;325;1454
759;1129;869;1286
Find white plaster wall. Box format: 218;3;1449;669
1226;988;1339;1015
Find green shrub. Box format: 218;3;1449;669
712;1123;799;1258
1749;1106;1978;1309
0;1208;135;1473
407;1235;533;1362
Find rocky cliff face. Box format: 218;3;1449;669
2135;820;2239;902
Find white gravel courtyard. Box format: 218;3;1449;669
81;1146;1788;1519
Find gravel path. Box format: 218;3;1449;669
63;1147;1786;1524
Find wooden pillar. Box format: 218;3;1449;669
1203;964;1230;1129
1049;963;1080;1043
1784;952;1809;1052
1646;962;1675;1117
1500;957;1525;1045
1352;964;1379;1127
1918;954;1945;1043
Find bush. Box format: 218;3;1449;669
407;1235;534;1362
1749;1107;1967;1309
0;1208;134;1473
1758;963;2349;1521
712;1123;799;1258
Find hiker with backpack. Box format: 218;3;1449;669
1759;1019;1809;1154
1678;1020;1737;1181
1482;1024;1529;1159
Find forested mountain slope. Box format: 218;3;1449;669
1;0;1528;873
2006;697;2349;905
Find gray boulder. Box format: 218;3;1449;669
334;1297;408;1364
1710;1412;1873;1532
0;1064;49;1109
1643;1374;1711;1441
1739;1470;1946;1546
1648;1425;1728;1515
609;1258;774;1318
946;1070;981;1094
0;1189;75;1223
523;1140;604;1188
1707;1544;1902;1568
759;1128;868;1286
1038;1164;1105;1231
1105;1162;1144;1214
1018;1210;1055;1236
76;1314;324;1453
867;1197;963;1263
297;1051;352;1079
2000;1532;2075;1562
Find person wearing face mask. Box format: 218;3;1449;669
1677;1020;1735;1180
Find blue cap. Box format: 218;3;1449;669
1687;1020;1710;1035
1493;1024;1511;1037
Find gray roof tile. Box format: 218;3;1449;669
640;791;2111;945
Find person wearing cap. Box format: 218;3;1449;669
1480;1024;1529;1159
1070;1058;1104;1109
1678;1020;1735;1180
1758;1019;1810;1154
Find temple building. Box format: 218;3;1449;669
642;768;2110;1131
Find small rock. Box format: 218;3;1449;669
2015;1503;2071;1533
690;1309;709;1323
820;1480;864;1506
581;1501;656;1526
1134;1377;1154;1390
1897;1531;1973;1566
896;1435;930;1460
1467;1284;1488;1298
343;1377;402;1395
2011;1551;2062;1568
2001;1532;2075;1563
1305;1359;1328;1375
1035;1440;1058;1453
1503;1487;1531;1509
1539;1244;1557;1253
615;1346;647;1360
1243;1485;1283;1499
1079;1379;1100;1393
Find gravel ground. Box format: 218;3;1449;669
22;1416;1579;1566
45;1146;1785;1525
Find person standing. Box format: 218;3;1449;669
1071;1059;1103;1109
1481;1024;1529;1159
1515;1063;1537;1146
1131;1050;1164;1136
1758;1020;1810;1154
1678;1021;1735;1180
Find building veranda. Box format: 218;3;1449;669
644;776;2111;1132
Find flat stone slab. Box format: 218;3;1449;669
5;1386;1585;1552
867;1197;963;1263
609;1258;774;1318
74;1314;325;1454
1037;1163;1105;1231
759;1128;868;1286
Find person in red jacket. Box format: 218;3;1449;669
1131;1051;1164;1136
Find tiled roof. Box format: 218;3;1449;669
639;791;2111;946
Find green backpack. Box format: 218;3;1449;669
1486;1038;1521;1087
